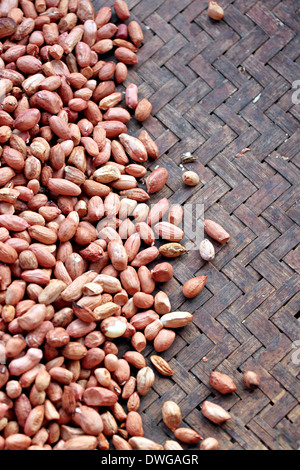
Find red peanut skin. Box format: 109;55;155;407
0;403;8;419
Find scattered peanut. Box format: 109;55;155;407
208;1;225;20
209;371;237;395
200;437;219;450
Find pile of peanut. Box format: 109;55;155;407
0;0;207;451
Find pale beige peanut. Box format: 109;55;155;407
82;282;103;296
199;239;215;261
162;401;181;431
154;291;171;314
92;165;121;184
159;243;186;258
17;304;47;331
19;210;45;227
182;171;200;186
132;203;149;222
77;295;103;310
94;368;111;387
100;410;118;436
164;440;184;450
110;175;138;191
201;401;232;424
38;280;67;305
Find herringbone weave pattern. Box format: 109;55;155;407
93;0;300;450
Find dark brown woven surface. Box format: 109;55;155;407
93;0;300;450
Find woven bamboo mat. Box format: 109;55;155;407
93;0;300;450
